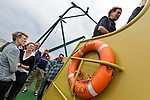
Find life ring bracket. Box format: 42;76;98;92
70;59;83;96
70;56;124;96
71;57;124;72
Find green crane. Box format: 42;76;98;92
36;2;97;57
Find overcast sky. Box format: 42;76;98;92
0;0;141;58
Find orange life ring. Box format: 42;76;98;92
68;40;114;99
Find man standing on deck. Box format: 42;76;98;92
32;42;41;70
92;7;122;37
37;53;64;100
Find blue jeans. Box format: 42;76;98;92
37;79;51;100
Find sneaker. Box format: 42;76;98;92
4;94;9;98
34;91;38;96
4;94;16;99
22;88;28;93
13;96;16;99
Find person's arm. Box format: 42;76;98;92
139;0;147;7
8;49;19;73
32;51;41;69
98;26;109;34
45;61;51;73
97;17;110;34
21;64;29;69
17;63;29;69
29;57;36;70
44;60;54;76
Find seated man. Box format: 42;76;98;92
93;7;122;37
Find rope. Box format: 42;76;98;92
73;93;76;100
66;64;72;96
54;22;60;34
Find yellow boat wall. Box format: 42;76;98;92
43;1;150;100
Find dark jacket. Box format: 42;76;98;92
19;50;35;71
38;53;50;70
32;50;41;69
93;16;116;37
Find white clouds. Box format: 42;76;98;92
0;0;142;58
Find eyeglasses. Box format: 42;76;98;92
59;57;64;59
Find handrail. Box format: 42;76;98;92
71;57;124;71
52;82;68;100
